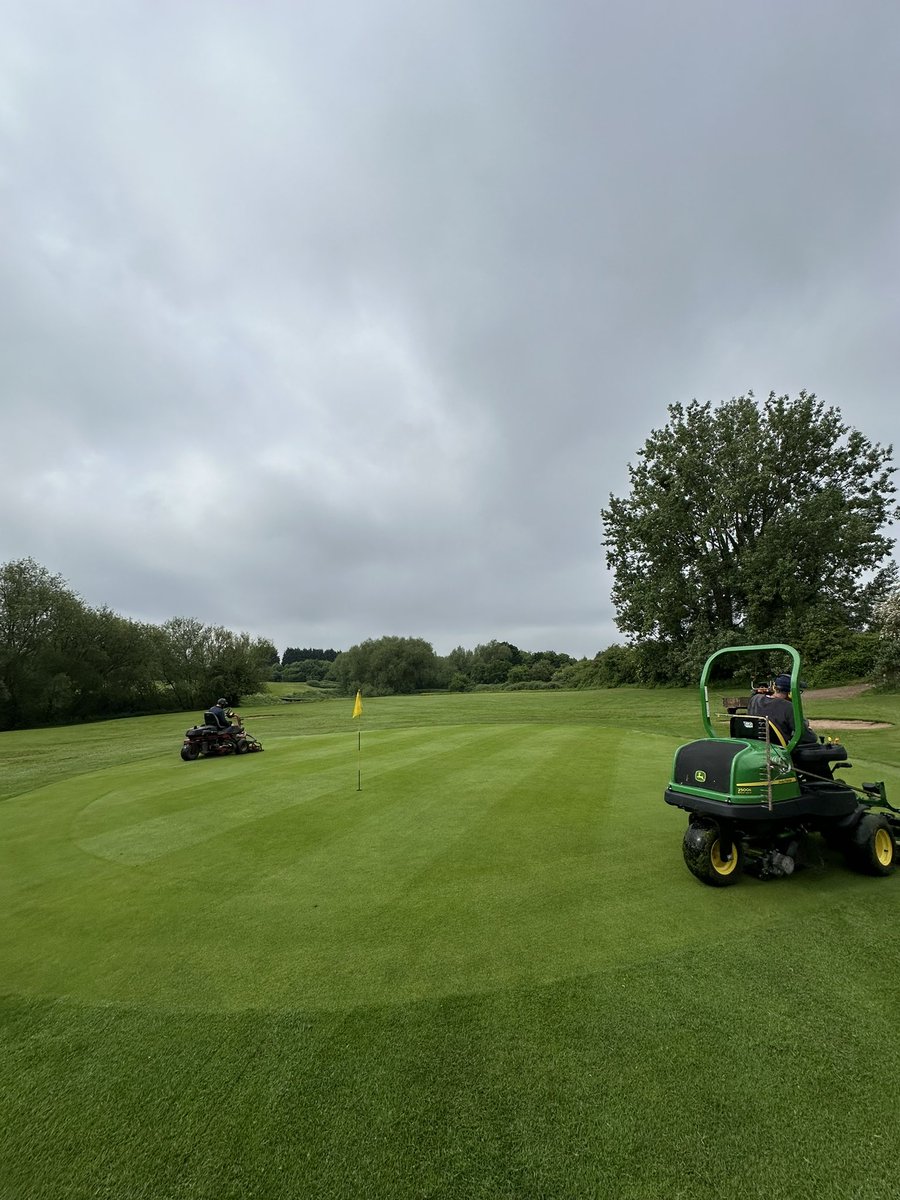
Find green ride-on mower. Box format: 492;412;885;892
664;644;898;887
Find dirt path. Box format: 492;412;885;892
804;683;873;700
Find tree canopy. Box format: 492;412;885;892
873;587;900;686
332;636;443;695
602;392;899;679
281;647;338;666
0;558;277;729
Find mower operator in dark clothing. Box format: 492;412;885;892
763;675;818;745
747;683;772;716
208;699;244;742
208;699;232;728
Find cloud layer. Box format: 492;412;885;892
3;1;899;656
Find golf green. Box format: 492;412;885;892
3;689;900;1199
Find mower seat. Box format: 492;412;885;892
729;715;786;745
204;710;230;729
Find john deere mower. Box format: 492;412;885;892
665;644;898;887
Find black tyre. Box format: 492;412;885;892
846;813;895;877
235;739;248;754
180;743;200;761
683;822;744;887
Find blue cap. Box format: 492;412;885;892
774;674;806;692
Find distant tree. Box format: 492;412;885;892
787;625;878;687
282;647;338;666
444;646;474;673
529;651;574;679
873;589;900;686
155;617;212;710
332;636;441;695
206;630;277;704
602;392;899;682
447;670;470;692
156;619;275;709
527;658;555;683
439;646;474;687
553;644;639;690
70;607;162;717
0;558;85;727
506;664;531;684
0;556;283;726
469;641;522;685
280;658;332;682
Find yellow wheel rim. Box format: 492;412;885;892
710;839;739;875
874;828;894;866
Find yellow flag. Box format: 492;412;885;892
352;690;363;718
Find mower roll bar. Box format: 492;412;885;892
699;643;804;752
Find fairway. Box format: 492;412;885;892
3;688;900;1199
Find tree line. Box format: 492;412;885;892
290;619;898;697
274;647;340;684
0;558;277;730
0;558;594;729
272;638;584;692
329;638;579;695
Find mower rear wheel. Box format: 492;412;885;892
683;823;744;887
847;813;895;876
180;744;200;761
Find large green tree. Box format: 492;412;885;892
468;640;522;685
156;618;276;710
602;392;898;677
333;636;442;695
0;557;279;727
0;558;86;726
62;606;162;719
0;559;163;726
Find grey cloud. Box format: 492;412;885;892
2;0;899;657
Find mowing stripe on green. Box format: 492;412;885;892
3;688;900;1199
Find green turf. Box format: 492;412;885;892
2;688;900;1198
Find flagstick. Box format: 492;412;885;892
352;690;363;790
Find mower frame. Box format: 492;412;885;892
665;643;896;886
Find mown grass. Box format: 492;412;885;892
2;687;899;1199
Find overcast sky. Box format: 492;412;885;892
2;1;899;658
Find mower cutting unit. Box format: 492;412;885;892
665;644;898;886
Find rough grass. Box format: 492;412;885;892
2;688;900;1199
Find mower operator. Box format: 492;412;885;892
764;675;817;745
747;683;772;716
208;698;232;726
208;696;243;739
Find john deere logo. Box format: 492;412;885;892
694;770;707;783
